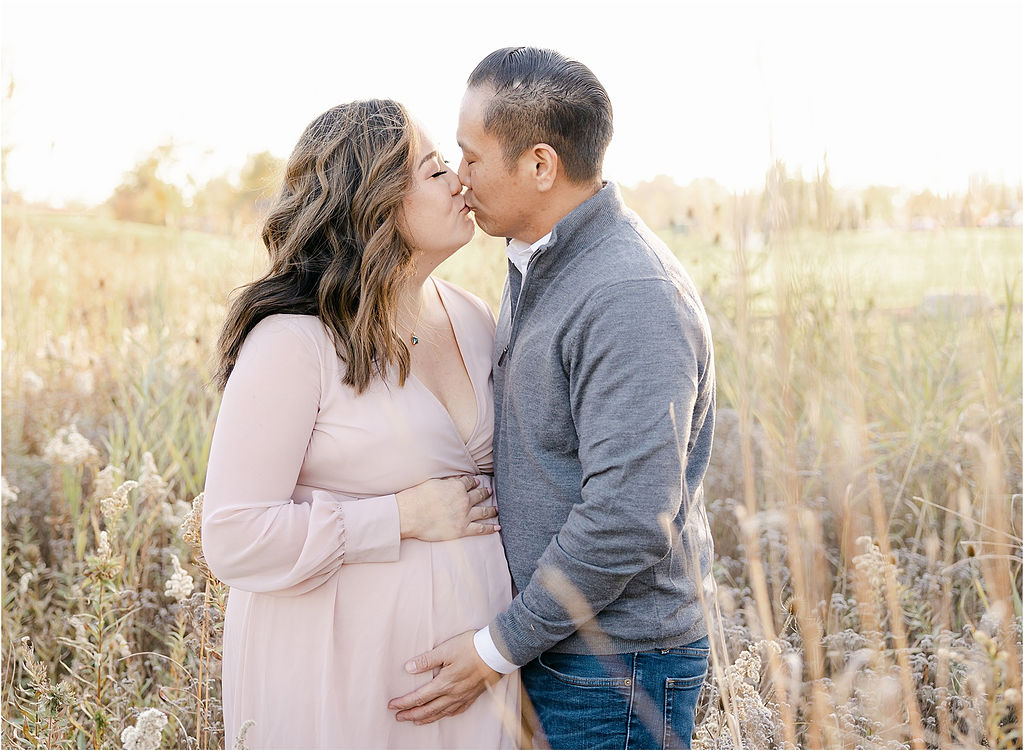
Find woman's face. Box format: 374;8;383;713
401;124;475;261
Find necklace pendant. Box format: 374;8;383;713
411;335;419;345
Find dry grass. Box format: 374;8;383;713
1;206;1020;748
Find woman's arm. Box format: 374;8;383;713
201;317;496;597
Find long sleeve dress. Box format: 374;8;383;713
202;278;519;749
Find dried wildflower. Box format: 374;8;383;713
18;571;34;594
97;531;112;559
47;680;76;715
74;370;94;395
112;632;132;660
22;369;44;395
121;324;150;347
93;465;121;501
180;493;204;553
2;476;20;507
87;530;121;580
18;636;51;692
138;452;168;502
160;498;191;528
68;615;88;642
233;719;256;750
100;481;139;523
43;424;100;468
164;555;194;603
120;707;168;749
853;535;899;594
693;640;783;750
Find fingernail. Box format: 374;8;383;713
405;661;415;672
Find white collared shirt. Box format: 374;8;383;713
505;231;552;278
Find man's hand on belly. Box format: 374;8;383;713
388;631;501;724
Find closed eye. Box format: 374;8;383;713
431;170;448;178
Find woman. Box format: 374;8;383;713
202;100;518;749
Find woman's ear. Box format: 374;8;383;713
531;143;558;191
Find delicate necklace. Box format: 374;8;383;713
409;292;424;346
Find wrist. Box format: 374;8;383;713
395;489;417;539
473;626;520;675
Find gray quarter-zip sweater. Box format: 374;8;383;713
489;182;716;665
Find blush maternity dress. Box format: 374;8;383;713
202;278;519;749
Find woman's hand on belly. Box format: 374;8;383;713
396;476;500;542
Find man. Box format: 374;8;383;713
389;47;716;749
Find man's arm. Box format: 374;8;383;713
489;277;708;664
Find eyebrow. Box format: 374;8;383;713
418;150;439;168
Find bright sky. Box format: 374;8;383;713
2;0;1021;207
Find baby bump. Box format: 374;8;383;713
423;530;511;639
330;519;510;641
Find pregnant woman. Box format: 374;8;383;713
202;99;518;748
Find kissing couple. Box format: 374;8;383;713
201;46;716;750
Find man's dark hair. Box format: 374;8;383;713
467;47;613;184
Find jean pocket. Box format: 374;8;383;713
535;653;632;688
665;673;707;691
663;670;708;748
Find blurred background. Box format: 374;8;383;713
2;0;1022;230
2;1;1021;749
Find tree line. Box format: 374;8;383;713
7;142;1020;240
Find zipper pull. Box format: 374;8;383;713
498;345;509;366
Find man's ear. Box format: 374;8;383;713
530;143;558;191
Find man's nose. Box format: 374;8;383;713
457;159;470;188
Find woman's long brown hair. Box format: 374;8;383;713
214;100;417;393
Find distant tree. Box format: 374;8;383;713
814;154;835;231
762;161;814;231
620;174;686;231
189;174;238;233
235;151;283;228
620;175;731;242
962;173;1017;226
107;143;184;226
862;185;898;227
186;151;283;234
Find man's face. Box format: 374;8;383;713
456;86;535;240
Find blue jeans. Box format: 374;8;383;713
520;636;709;749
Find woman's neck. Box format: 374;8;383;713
396;259;437;333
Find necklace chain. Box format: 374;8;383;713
409;289;425;346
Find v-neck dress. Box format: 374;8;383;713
202;278;518;749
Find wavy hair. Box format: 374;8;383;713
214;99;417;393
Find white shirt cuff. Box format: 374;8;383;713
473;626;520;674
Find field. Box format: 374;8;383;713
1;206;1021;749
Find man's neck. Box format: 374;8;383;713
516;180;603;244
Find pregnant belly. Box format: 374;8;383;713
332;529;511;648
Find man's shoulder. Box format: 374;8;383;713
579;212;695;296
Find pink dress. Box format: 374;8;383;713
202;278;519;749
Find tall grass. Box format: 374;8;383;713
1;206;1020;748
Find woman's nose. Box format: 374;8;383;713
446;170;463;195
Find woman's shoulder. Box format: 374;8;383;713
433;277;497;332
243;314;331;357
